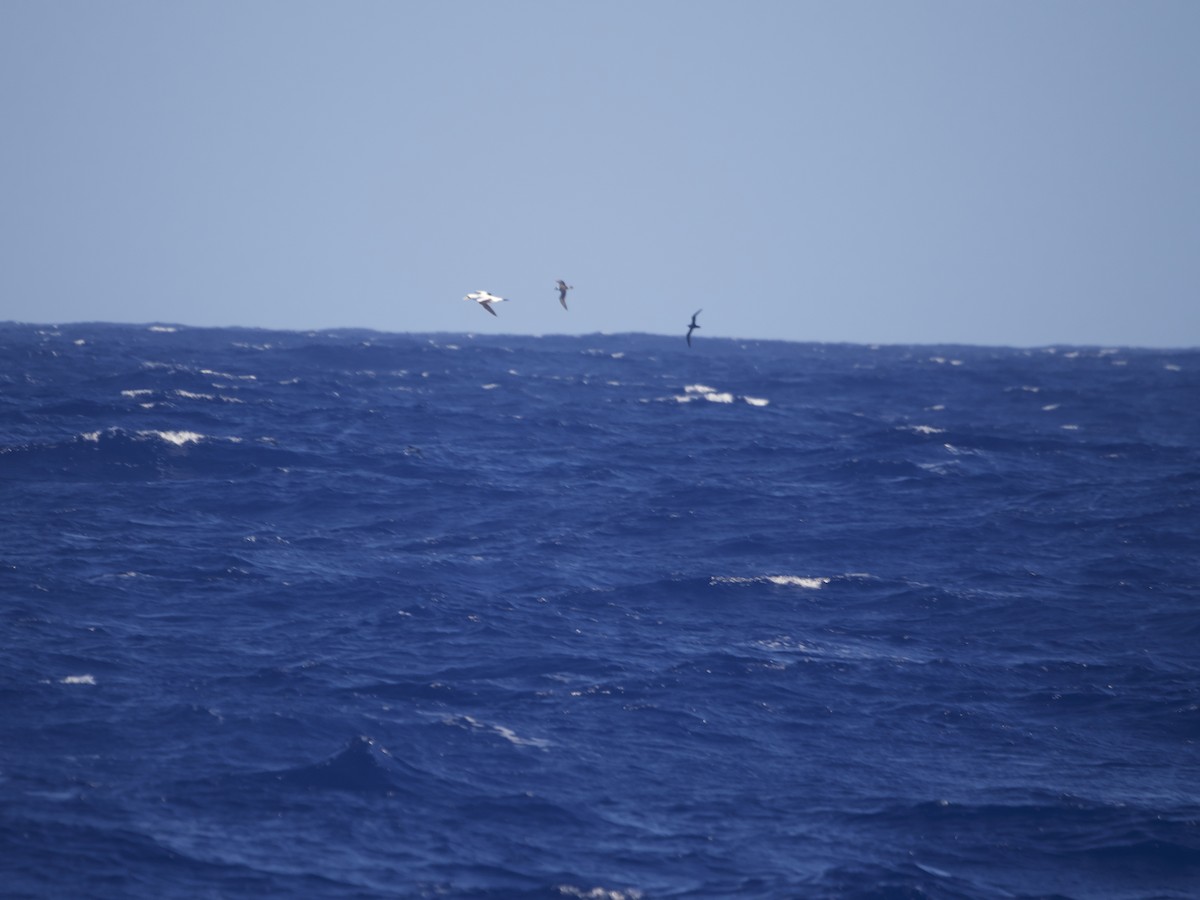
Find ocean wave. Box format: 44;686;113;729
3;324;1197;900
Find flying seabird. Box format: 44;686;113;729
464;290;507;317
556;280;573;310
686;309;702;347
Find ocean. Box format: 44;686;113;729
1;322;1197;899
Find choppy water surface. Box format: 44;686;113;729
2;323;1197;898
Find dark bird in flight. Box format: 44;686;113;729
686;309;702;347
556;280;573;310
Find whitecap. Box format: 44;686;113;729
711;575;830;589
1164;363;1182;372
200;369;257;381
1042;403;1060;411
60;674;96;685
121;389;153;398
141;430;205;445
766;575;829;589
680;384;734;403
744;396;769;407
556;887;642;900
147;325;176;333
908;425;944;435
1061;424;1080;431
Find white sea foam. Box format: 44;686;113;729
713;575;830;589
767;575;829;588
60;674;96;685
148;325;176;333
142;430;205;445
84;427;224;446
121;389;153;398
915;863;953;878
1164;363;1182;372
200;369;257;381
908;425;944;435
758;635;925;665
670;384;768;406
556;887;642;900
1042;403;1061;411
453;715;550;749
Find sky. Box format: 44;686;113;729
1;1;1197;347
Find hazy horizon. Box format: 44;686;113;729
3;2;1197;348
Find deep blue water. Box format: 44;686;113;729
2;322;1197;899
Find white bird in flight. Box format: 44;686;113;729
464;290;507;317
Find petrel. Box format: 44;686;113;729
464;290;507;317
556;280;573;310
686;309;702;346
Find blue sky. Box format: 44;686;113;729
2;1;1197;346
